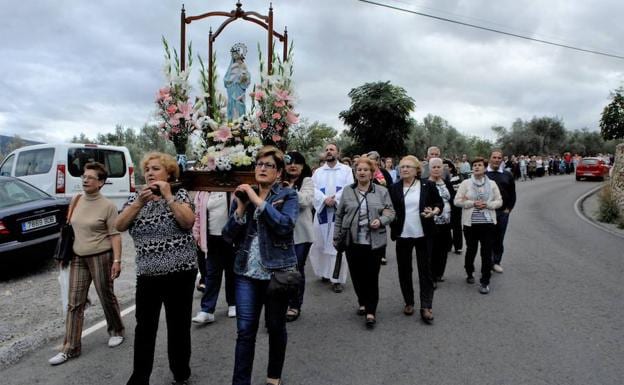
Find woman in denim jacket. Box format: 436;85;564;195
222;146;298;385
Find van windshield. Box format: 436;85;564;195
67;148;126;178
14;148;54;177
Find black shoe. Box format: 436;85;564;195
420;308;434;324
357;306;366;316
332;283;343;293
466;276;475;284
432;281;437;290
380;257;387;265
321;277;330;283
285;308;300;322
454;249;462;254
365;315;376;329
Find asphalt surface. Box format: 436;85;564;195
1;176;622;385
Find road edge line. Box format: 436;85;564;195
573;184;624;239
81;304;136;339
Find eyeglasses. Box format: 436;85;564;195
255;161;277;170
80;175;100;181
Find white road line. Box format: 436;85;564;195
55;304;136;350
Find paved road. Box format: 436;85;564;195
1;176;622;385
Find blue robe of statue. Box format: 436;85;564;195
224;56;250;121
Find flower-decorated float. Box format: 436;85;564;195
156;2;297;191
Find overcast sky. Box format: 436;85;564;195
1;0;623;144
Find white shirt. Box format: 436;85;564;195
400;182;424;238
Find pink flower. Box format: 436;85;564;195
205;156;216;171
272;112;282;120
215;126;233;142
171;126;180;134
253;90;265;101
256;111;263;118
275;123;283;132
272;134;282;142
157;87;171;101
273;100;286;108
273;89;291;101
286;111;299;124
166;104;177;115
170;116;180;126
177;102;192;120
260;122;269;130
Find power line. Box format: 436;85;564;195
358;0;624;61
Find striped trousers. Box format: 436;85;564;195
62;250;124;355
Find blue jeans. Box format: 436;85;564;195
288;242;312;310
233;275;289;385
200;235;235;313
492;211;510;265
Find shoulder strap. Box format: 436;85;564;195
67;194;82;224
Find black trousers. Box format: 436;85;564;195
431;224;452;280
127;269;196;385
451;213;463;251
395;237;434;309
463;224;494;285
345;243;382;315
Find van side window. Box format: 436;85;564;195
67;149;126;178
14;148;54;177
0;154;15;176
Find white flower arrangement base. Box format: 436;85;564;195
180;170;256;192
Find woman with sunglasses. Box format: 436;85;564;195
223;146;298;385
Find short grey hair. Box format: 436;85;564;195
427;146;441;157
429;157;443;167
366;150;380;160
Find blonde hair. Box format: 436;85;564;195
141;152;180;181
256;145;285;170
400;155;422;176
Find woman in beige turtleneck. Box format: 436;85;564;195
48;161;125;366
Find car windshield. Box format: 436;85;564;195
582;159;598;165
0;179;50;209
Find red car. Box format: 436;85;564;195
575;157;610;181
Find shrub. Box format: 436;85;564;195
596;184;621;223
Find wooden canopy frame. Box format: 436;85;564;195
180;1;288;116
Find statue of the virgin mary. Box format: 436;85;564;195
224;43;250;121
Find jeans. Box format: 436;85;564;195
200;235;236;313
463;224;494;285
233;275;289;385
127;269;196;385
345;243;382;315
492;211;510;265
395;237;434;309
288;242;312;310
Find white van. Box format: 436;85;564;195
0;143;135;210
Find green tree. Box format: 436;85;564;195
339;81;415;157
600;86;624;140
288;119;337;164
70;133;96;144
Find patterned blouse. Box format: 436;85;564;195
125;188;197;276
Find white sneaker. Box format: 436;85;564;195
192;311;215;324
227;306;237;318
108;335;124;348
493;264;504;273
48;352;70;366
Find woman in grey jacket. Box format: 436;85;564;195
334;156;395;329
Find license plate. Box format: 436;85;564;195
584;173;594;176
22;215;57;231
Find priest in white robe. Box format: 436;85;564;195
309;143;354;292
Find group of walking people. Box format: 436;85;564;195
48;142;516;385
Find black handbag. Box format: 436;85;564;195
54;195;81;266
267;270;302;296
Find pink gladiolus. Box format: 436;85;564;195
286;111;299;124
273;89;291;101
177;102;192;120
170;117;180;126
274;100;286;108
157;87;171;101
272;112;282;120
215;126;233;142
272;134;282;142
254;90;265;101
260;122;269;130
275;124;283;132
166;105;177;115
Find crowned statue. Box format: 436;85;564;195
224;43;250;121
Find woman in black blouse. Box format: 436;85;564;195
117;152;197;385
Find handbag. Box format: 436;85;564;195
267;270;302;296
54;194;81;266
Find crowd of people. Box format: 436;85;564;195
48;144;519;385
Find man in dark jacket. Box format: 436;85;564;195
486;150;516;273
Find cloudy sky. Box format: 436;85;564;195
1;0;623;144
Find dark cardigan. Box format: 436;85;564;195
388;178;443;241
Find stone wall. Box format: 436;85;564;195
611;143;624;212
